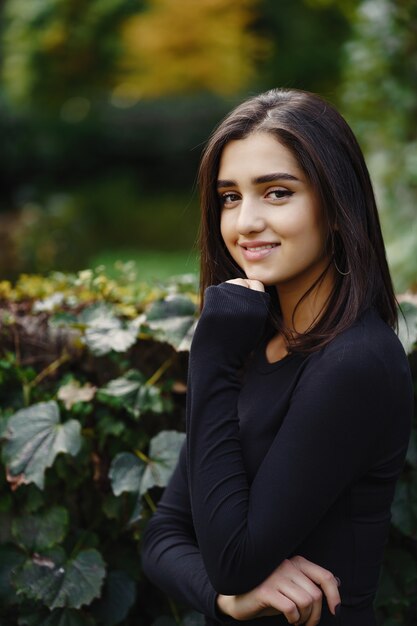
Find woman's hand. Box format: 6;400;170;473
225;278;265;292
216;555;341;625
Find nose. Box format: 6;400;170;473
236;197;266;234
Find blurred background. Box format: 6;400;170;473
0;0;415;290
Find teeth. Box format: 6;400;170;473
247;244;276;251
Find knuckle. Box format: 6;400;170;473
321;570;334;583
311;588;323;602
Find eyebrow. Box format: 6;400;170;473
216;172;300;188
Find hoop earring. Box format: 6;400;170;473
333;257;351;276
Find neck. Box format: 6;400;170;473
276;262;336;335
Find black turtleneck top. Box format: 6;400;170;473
142;284;412;625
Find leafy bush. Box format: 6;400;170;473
0;266;416;625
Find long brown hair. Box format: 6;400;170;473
198;88;397;353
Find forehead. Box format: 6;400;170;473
218;132;302;179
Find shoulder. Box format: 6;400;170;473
318;308;407;368
302;308;412;399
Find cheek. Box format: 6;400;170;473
220;213;234;246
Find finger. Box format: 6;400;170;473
273;580;315;624
261;589;300;624
287;574;323;626
291;556;341;615
225;278;265;292
246;279;265;292
225;278;251;288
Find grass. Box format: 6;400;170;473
89;248;199;281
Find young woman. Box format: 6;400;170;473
141;89;413;625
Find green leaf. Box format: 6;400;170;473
109;452;145;496
0;545;26;604
397;301;417;354
18;609;94;626
12;506;69;552
80;304;141;356
15;548;106;610
129;492;144;525
3;401;81;490
99;371;171;418
91;570;136;625
140;431;185;495
146;295;196;320
391;474;417;538
146;295;197;351
406;427;417;468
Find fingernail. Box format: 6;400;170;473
335;576;341;587
335;603;341;616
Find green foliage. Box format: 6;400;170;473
0;269;416;624
0;268;198;624
340;0;417;292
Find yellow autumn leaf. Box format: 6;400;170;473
116;0;270;99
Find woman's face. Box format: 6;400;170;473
218;132;331;295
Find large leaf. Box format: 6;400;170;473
79;304;142;356
99;371;171;418
12;506;69;552
91;570;136;625
109;452;145;496
0;545;26;604
145;295;196;351
397;301;417;354
140;431;185;495
3;401;81;490
15;548;106;610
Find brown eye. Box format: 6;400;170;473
267;189;294;200
220;192;240;206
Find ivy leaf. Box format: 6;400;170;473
146;295;196;351
58;381;97;410
140;431;185;495
80;304;141;356
129;492;144;525
91;570;136;625
109;452;145;496
0;545;26;605
397;301;417;354
3;401;81;490
15;548;106;610
99;371;171;418
12;506;69;552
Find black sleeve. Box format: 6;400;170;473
186;284;407;595
141;442;232;622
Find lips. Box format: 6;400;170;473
238;241;280;261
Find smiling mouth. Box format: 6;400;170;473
240;243;280;251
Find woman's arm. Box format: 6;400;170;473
141;442;220;619
142;442;341;624
186;283;410;594
217;556;341;625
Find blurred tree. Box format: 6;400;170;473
256;0;353;95
339;0;417;291
1;0;141;109
116;0;269;100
